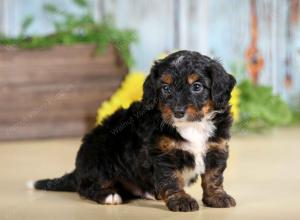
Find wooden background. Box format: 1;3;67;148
0;45;127;140
1;0;299;102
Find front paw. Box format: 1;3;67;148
167;193;199;212
203;193;236;208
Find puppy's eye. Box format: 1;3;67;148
162;85;171;93
191;82;203;92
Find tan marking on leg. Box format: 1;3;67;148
158;136;177;152
201;169;225;197
201;147;236;208
160;171;185;201
173;170;185;189
202;170;236;207
208;138;229;151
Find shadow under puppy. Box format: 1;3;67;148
32;50;236;212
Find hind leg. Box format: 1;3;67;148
78;179;123;205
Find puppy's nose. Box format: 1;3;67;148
174;107;185;119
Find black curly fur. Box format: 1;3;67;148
34;50;236;211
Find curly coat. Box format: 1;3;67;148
33;50;236;212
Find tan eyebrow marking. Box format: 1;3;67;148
187;73;200;85
161;73;173;84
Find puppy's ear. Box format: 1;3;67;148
142;63;158;110
208;60;236;109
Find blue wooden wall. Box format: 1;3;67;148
0;0;300;101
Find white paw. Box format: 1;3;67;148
104;193;122;205
26;180;35;189
143;192;156;200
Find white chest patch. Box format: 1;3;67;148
174;116;216;186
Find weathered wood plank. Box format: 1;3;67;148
0;44;126;85
0;119;93;140
0;80;122;111
0;43;127;140
0;79;124;140
0;107;98;124
0;66;123;85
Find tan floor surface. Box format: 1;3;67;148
0;126;300;220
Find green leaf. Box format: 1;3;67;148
20;16;34;36
73;0;88;8
235;80;292;132
43;3;60;14
0;2;138;68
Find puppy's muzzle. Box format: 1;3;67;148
173;106;186;119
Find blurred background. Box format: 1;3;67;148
1;1;300;219
0;0;300;140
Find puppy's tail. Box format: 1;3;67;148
28;171;77;192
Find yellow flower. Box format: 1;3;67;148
97;73;240;124
96;57;240;124
157;52;168;60
229;87;240;122
96;72;146;124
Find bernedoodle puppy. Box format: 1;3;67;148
31;50;236;212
